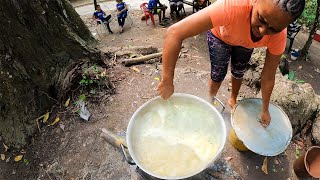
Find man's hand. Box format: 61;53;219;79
261;110;271;127
157;81;174;100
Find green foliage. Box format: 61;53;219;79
79;94;86;102
285;71;305;84
23;158;30;165
79;64;108;86
288;71;295;80
298;0;318;27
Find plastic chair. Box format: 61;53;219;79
140;3;155;26
99;4;118;28
95;18;112;34
91;28;102;40
125;3;134;27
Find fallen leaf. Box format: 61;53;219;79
288;71;294;80
20;149;27;154
295;146;301;159
23;158;30;165
3;143;8;152
314;68;320;73
132;67;140;73
6;156;10;162
154;77;160;81
274;159;279;165
79;94;86;102
60;124;65;131
14;155;23;162
65;98;70;107
295;79;305;84
1;154;5;160
43;112;50;123
48;117;60;126
262;157;268;174
298;65;302;70
224;157;233;161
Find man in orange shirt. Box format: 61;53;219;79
157;0;305;127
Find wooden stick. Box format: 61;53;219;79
100;128;127;148
121;52;162;66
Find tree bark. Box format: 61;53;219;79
0;0;99;148
298;0;320;61
94;0;98;10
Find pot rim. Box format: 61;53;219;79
126;93;227;179
304;146;320;177
231;98;292;156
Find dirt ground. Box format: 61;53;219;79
0;7;319;180
287;31;320;95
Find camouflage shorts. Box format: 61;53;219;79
207;30;253;82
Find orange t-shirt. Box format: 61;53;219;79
208;0;287;55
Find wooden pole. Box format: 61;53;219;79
121;52;163;66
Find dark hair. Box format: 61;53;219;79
274;0;305;20
97;4;101;7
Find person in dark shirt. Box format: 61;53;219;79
93;5;113;34
148;0;169;25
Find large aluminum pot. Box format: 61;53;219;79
126;93;227;179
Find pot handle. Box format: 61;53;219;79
120;143;136;165
212;96;225;113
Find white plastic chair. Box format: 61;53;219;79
91;28;102;40
125;3;134;27
95;18;112;34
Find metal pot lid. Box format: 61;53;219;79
231;98;292;156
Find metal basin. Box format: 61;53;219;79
126;93;227;179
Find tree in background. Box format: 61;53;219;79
298;0;320;61
0;0;99;148
94;0;98;10
298;0;318;27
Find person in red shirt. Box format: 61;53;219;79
157;0;305;127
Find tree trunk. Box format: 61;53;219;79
94;0;98;10
0;0;99;148
298;0;320;61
